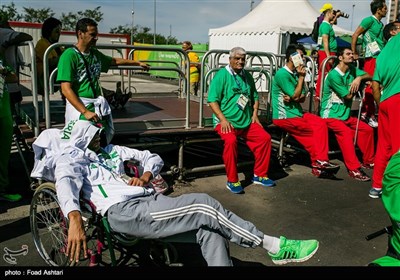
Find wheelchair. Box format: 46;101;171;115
29;181;181;267
366;225;400;266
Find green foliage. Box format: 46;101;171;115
109;24;178;45
1;2;177;44
22;7;55;23
60;12;79;31
61;7;103;31
0;2;22;21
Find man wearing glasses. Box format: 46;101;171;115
207;47;275;194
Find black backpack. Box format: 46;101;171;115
311;14;324;43
311;18;320;43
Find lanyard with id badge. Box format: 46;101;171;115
366;21;383;56
233;71;249;110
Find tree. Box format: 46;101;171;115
60;12;79;31
1;2;176;44
61;7;103;31
110;24;178;45
22;7;55;23
0;2;102;29
0;2;23;21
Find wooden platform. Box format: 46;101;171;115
18;94;216;146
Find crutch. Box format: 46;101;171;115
354;89;365;146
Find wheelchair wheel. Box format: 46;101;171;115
30;182;100;267
149;240;180;267
30;182;70;266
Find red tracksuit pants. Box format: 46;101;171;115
372;94;400;189
272;113;330;165
362;57;377;118
215;122;271;183
324;117;375;171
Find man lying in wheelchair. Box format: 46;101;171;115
30;120;320;266
367;150;400;266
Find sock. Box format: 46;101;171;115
262;235;281;254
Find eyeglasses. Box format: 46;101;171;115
394;26;400;30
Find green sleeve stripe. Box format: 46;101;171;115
97;184;108;198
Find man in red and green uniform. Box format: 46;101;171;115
315;3;338;111
320;47;374;182
207;47;275;194
271;44;339;178
57;18;149;144
370;31;400;199
351;0;387;128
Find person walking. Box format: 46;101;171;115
181;41;200;96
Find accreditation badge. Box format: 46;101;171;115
367;41;381;56
317;36;322;46
237;94;249;110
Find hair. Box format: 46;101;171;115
336;47;352;58
229;47;246;58
311;49;318;56
75;18;98;37
182;41;193;50
285;44;305;61
383;21;400;41
41;17;62;39
370;0;386;15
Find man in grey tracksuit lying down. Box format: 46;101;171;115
53;120;319;266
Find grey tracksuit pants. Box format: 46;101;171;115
107;192;264;266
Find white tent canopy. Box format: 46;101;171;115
208;0;353;55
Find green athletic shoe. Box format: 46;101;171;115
268;236;319;265
0;193;22;202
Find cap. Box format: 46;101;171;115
320;3;333;13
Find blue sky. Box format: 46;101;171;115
2;0;386;43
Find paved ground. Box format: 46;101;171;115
0;74;392;275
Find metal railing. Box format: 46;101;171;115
42;44;191;131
